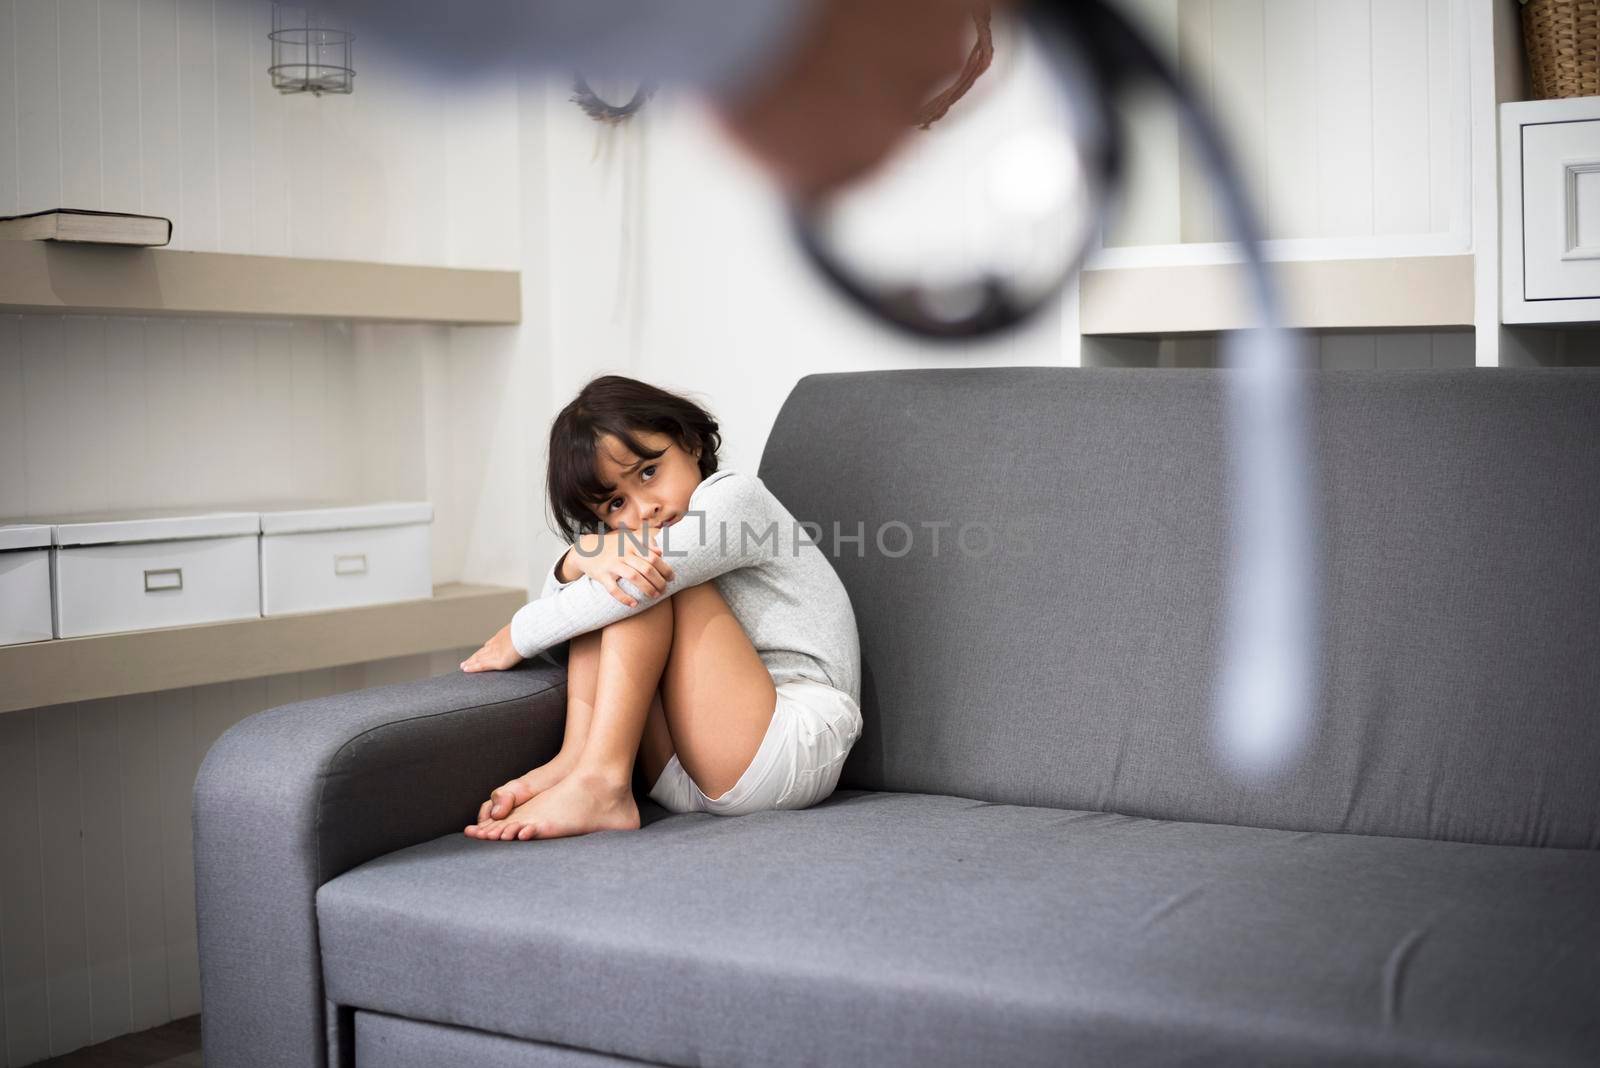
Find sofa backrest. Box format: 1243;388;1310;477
757;367;1600;850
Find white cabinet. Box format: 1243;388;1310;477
259;501;433;616
1502;97;1600;323
0;524;54;645
49;510;261;639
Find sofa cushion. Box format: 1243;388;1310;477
758;368;1600;848
316;791;1599;1067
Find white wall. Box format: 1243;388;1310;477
526;17;1078;575
1105;0;1471;248
0;651;475;1067
0;0;524;264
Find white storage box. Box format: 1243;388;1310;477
259;501;433;616
0;523;55;645
49;509;262;639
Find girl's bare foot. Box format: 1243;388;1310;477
470;769;640;842
466;755;575;836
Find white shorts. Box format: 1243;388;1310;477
646;675;863;817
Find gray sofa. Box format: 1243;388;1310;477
194;367;1600;1067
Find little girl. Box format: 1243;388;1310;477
459;374;862;841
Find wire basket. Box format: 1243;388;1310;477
270;4;354;95
1523;0;1600;99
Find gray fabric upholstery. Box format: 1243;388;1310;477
356;1010;663;1067
193;664;569;1068
759;368;1600;849
318;790;1600;1067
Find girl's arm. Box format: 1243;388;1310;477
540;528;658;601
541;548;580;597
554;547;583;584
509;472;780;660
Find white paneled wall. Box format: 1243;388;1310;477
0;648;479;1067
0;314;447;523
535;28;1083;485
1107;0;1471;247
0;0;515;265
1310;331;1476;369
0;3;538;1064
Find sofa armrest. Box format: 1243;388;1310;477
193;662;567;1068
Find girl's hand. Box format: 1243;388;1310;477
572;525;676;608
460;623;523;673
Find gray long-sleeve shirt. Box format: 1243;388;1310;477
510;469;862;705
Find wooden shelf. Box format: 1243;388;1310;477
1080;254;1475;336
0;241;520;324
0;582;526;714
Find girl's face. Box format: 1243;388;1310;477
588;430;703;533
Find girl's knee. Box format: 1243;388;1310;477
567;630;602;667
607;590;676;629
669;580;725;615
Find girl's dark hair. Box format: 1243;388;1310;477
547;374;722;542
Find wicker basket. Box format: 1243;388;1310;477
1524;0;1600;99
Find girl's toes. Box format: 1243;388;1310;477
517;824;537;840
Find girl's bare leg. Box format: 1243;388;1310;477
653;581;777;799
471;625;678;833
478;597;675;840
475;581;776;841
476;629;603;824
